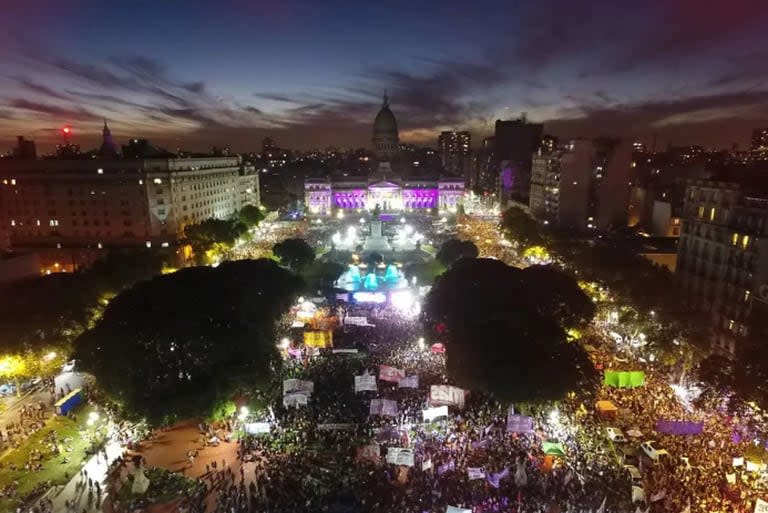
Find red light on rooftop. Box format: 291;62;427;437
62;126;71;135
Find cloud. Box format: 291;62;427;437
7;99;95;121
13;76;72;102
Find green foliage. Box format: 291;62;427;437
501;207;544;247
521;265;596;328
74;259;304;424
435;239;479;268
238;205;265;228
0;250;165;361
183;218;247;263
273;238;315;270
424;258;598;403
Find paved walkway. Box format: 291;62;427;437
42;439;123;513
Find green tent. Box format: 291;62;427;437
542;441;566;457
604;370;645;388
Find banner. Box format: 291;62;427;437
467;467;485;480
632;486;645;503
355;372;378;392
356;444;381;462
725;473;736;485
283;379;314;396
398;375;419;389
446;506;471;513
542;441;566;457
486;467;509;488
746;461;767;472
287;347;302;358
370;398;398;417
423;406;449;422
506;414;534;433
386;447;414;467
604;370;645;388
654;420;704;435
304;330;333;348
429;385;466;409
243;422;270;435
431;343;446;354
379;365;406;383
755;499;768;513
344;316;372;326
437;460;455;475
422;459;433;471
733;457;744;467
317;423;357;431
283;393;308;408
332;348;359;354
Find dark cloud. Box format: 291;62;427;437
13;76;71;102
8;99;95;121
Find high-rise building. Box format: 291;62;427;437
437;131;471;182
494;116;543;204
529;138;632;231
540;135;557;153
98;120;119;158
751;128;768;160
676;179;768;354
472;136;496;192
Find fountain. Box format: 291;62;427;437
363;272;379;290
385;264;400;282
363;220;392;252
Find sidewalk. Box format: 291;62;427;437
44;440;123;513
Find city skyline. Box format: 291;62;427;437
1;0;768;152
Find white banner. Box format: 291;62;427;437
422;406;449;422
243;422;270;435
344;316;372;326
332;348;359;354
317;423;357;431
755;498;768;513
386;447;414;467
355;372;378;392
733;457;744;467
746;461;767;472
398;375;419;389
370;398;398;417
429;385;466;409
467;467;485;480
282;392;308;408
422;458;433;471
447;507;472;513
283;379;314;396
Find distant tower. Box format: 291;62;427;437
98;119;118;158
372;92;399;161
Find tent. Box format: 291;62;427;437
596;400;618;420
542;441;566;457
604;370;645;388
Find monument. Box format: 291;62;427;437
363;220;392;252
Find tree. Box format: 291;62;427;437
520;265;596;328
301;261;345;291
272;238;315;271
74;259;304;424
501;207;544;247
424;258;597;403
403;260;445;286
238;205;265;228
436;239;479;268
184;218;247;263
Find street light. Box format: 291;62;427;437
238;406;249;421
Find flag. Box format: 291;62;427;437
486;467;509;488
467;467;485;480
437;460;455;475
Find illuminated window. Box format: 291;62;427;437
728;319;735;331
742;235;749;249
745;290;751;302
697;206;704;218
10;220;15;226
97;168;103;175
732;233;738;246
709;207;716;221
153;178;162;185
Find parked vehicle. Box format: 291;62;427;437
640;441;669;462
606;427;627;443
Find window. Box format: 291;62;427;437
745;290;751;302
697;206;704;219
732;233;738;246
742;235;750;249
709;207;716;221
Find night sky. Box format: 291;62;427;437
1;0;767;153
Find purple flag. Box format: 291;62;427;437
437;460;455;475
486;467;509;488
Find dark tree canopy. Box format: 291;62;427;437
301;261;345;291
237;205;265;228
520;265;596;328
436;239;479;268
273;238;315;270
424;258;597;403
501;207;544;247
74;259;304;424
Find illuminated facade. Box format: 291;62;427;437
305;94;465;215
